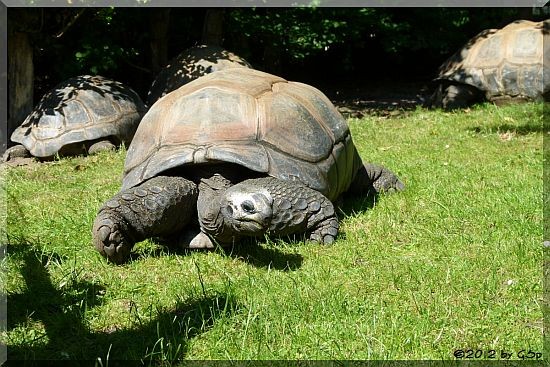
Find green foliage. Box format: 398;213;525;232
228;8;350;60
228;8;524;58
72;8;141;75
25;8;148;84
9;6;533;93
74;42;139;76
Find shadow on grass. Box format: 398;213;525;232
142;231;303;271
145;236;305;272
6;243;241;365
338;191;377;218
468;123;545;135
223;241;304;271
466;102;547;135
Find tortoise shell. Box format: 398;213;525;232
123;68;363;202
435;19;549;101
146;45;251;106
10;75;146;157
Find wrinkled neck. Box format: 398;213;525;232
196;176;236;244
197;191;224;233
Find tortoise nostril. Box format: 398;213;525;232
226;205;233;216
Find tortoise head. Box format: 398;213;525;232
197;177;274;241
220;184;274;235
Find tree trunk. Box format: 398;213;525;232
8;31;33;141
201;9;224;46
149;8;171;74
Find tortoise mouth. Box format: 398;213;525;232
234;218;268;233
222;205;270;234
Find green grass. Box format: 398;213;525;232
2;103;544;362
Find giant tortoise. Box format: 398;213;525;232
430;19;549;109
4;75;145;161
146;44;251;106
92;68;404;264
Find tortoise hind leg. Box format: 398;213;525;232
3;144;31;162
348;163;405;196
92;175;198;264
431;82;484;110
88;139;116;155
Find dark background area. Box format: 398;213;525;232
6;6;548;138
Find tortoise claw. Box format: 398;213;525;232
309;217;339;245
92;214;132;264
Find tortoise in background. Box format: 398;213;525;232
92;68;404;264
4;75;145;161
146;44;251;106
429;19;549;109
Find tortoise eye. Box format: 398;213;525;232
241;200;255;213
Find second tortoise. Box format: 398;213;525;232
4;75;145;161
430;19;549;109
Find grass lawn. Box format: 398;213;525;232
1;103;544;362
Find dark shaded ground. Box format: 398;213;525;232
317;77;429;118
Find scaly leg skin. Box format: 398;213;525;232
430;83;483;110
2;144;31;162
88;140;116;155
92;175;198;264
442;84;485;110
348;163;405;196
199;176;339;245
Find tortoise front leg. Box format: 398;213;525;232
92;175;198;264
